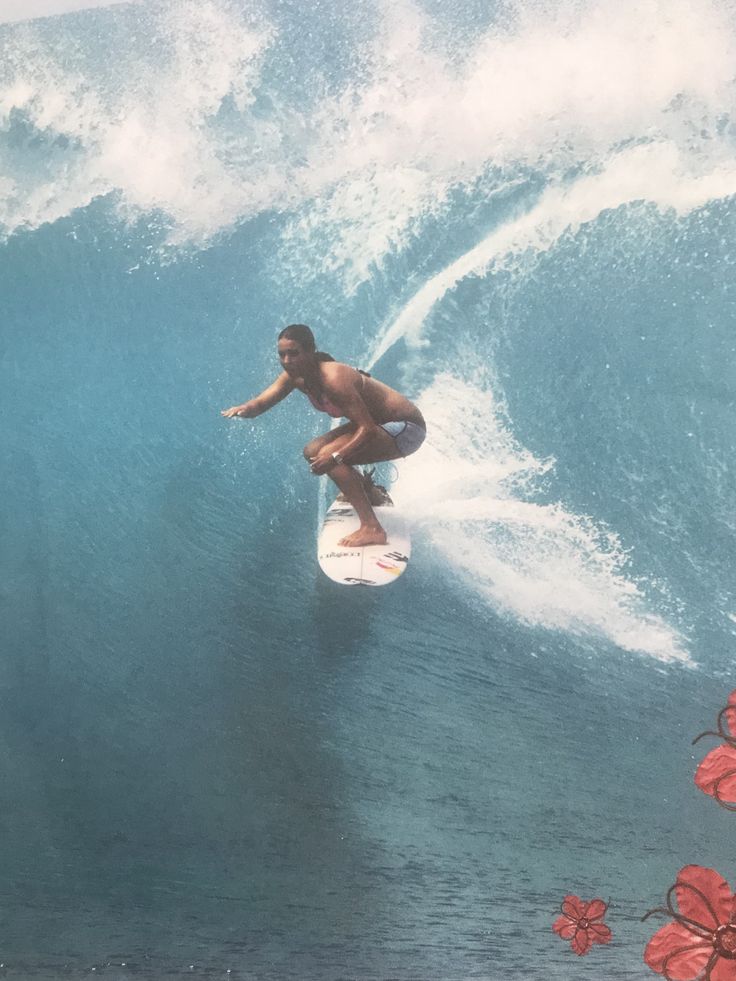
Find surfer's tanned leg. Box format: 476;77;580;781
304;427;404;547
325;461;387;547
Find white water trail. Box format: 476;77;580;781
386;369;691;665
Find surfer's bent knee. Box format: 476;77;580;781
303;438;321;460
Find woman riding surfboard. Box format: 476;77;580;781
221;324;426;548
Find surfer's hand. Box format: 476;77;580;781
309;450;337;475
221;403;252;418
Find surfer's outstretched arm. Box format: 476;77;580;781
221;371;295;418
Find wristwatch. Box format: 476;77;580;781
331;451;344;466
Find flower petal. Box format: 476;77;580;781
674;866;733;930
714;771;736;807
644;921;712;980
589;922;612;944
586;899;608;921
695;746;736;803
572;928;591;956
724;690;736;738
561;895;585;921
710;955;736;981
553;916;576;939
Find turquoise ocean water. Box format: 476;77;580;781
2;1;736;977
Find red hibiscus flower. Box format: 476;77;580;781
693;691;736;809
553;895;612;955
644;865;736;980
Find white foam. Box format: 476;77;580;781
280;0;736;290
1;0;735;261
393;373;691;664
0;1;275;239
0;0;137;26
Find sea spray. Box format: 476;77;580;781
392;373;690;663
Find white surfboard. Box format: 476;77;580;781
318;498;411;586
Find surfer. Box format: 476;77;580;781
221;324;426;547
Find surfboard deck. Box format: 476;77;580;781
317;497;411;586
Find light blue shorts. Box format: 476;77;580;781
380;421;426;457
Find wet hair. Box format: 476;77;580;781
278;324;371;376
278;324;334;363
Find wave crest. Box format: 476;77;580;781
1;0;734;272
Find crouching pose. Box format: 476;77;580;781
221;324;426;547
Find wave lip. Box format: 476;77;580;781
0;0;275;240
369;140;736;366
2;0;736;263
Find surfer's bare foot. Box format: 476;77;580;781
338;523;387;548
